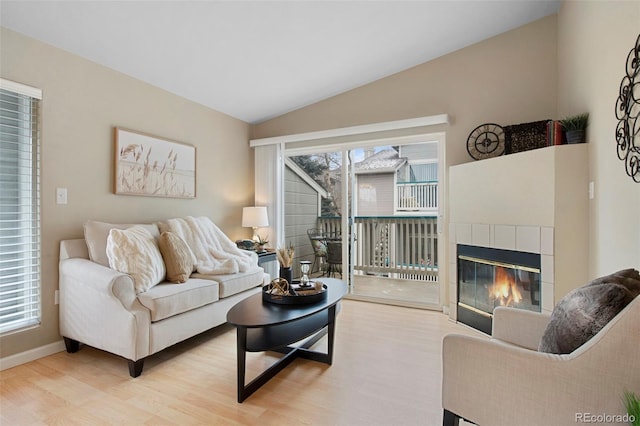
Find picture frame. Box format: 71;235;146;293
113;127;196;198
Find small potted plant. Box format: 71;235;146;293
560;112;589;144
254;235;269;253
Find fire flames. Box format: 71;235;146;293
491;267;522;306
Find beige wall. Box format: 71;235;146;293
252;15;558;168
1;28;254;358
557;1;640;276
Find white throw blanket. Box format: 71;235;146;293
161;216;258;275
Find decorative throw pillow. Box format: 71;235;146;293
538;269;640;354
85;221;128;267
84;220;159;267
106;225;166;294
158;231;195;283
311;239;327;256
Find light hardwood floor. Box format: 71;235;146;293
350;275;440;308
0;300;482;425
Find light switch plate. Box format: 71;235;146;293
56;188;67;204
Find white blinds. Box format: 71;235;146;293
0;79;41;334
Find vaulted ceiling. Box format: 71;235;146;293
0;1;561;123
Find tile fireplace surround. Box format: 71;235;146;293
448;144;589;324
448;223;554;321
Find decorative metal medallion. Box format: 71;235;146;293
615;33;640;183
466;123;505;160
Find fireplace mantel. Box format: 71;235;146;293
448;144;589;319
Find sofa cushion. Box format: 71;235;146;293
539;269;640;354
192;266;264;298
158;231;195;283
84;220;159;267
137;279;219;322
106;226;166;294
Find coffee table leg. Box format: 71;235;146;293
326;304;337;365
236;327;247;403
287;306;336;364
234;304;340;402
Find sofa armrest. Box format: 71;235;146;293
59;258;151;360
491;306;550;350
60;258;139;308
60;238;89;261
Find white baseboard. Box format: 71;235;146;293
0;340;66;371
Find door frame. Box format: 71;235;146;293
251;114;449;309
282;132;446;308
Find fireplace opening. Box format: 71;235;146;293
457;244;541;334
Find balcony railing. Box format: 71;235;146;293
317;216;438;281
396;181;438;214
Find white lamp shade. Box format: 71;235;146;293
242;206;269;228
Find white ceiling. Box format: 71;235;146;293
0;1;560;124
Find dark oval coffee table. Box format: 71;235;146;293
227;278;347;402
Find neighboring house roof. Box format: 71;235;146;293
354;149;407;174
284;158;329;198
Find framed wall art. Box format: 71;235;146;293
114;127;196;198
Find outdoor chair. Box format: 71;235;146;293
326;241;342;278
306;228;327;275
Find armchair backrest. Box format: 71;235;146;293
568;294;640;361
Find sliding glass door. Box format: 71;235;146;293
282;150;346;281
283;139;442;309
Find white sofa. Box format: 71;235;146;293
59;221;268;377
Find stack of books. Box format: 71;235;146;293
546;120;566;146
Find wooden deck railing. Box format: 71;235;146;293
317;216;438;281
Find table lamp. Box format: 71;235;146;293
242;206;269;241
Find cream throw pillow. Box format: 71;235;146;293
158;231;195;283
84;220;160;267
106;225;166;294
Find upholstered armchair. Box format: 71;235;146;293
442;296;640;426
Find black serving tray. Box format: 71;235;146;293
262;283;328;305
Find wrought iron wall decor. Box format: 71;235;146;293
615;34;640;183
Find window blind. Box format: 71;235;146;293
0;79;41;334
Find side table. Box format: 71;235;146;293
257;251;277;279
257;251;276;266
